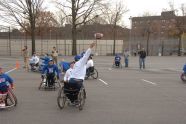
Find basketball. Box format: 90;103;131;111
94;33;103;39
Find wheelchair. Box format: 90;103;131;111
112;61;122;68
85;67;98;80
57;82;86;110
38;74;62;91
0;88;17;109
181;73;186;82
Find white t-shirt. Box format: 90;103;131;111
30;56;39;64
86;59;94;69
64;68;73;82
70;48;92;80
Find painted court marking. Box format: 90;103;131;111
141;79;157;86
99;79;108;85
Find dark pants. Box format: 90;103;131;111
64;78;83;102
115;61;120;67
139;58;145;69
86;67;94;76
47;73;55;87
125;58;128;67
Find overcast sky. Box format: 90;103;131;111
1;0;186;28
46;0;186;28
124;0;186;27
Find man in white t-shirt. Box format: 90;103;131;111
63;62;75;82
66;42;96;103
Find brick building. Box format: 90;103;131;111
131;11;186;56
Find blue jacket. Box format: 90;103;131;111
115;56;121;62
0;74;13;88
183;64;186;73
59;61;70;72
42;64;59;77
41;56;50;65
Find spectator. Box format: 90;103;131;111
123;49;129;67
51;47;58;65
22;46;29;71
138;48;146;69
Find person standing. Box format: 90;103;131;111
22;46;29;71
51;47;58;65
124;49;129;67
138;48;146;69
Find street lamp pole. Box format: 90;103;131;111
129;16;132;56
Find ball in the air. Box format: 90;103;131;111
94;33;103;39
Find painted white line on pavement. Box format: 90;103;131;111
99;79;108;85
141;79;157;85
108;68;112;70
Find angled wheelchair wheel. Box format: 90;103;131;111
5;89;17;107
181;73;186;82
78;88;85;111
57;87;66;109
91;68;98;79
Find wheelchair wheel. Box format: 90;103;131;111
78;87;85;110
57;87;66;109
181;73;186;82
5;89;17;107
91;68;98;79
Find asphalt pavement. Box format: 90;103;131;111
0;56;186;124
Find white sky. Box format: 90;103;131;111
1;0;186;28
124;0;186;27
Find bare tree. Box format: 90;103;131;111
101;1;128;55
0;0;44;54
55;0;105;55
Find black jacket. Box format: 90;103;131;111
138;50;146;58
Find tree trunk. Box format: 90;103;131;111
72;26;77;55
31;25;35;55
71;0;77;55
146;32;150;56
113;26;116;55
178;36;181;56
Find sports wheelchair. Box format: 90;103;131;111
57;81;86;110
38;74;62;91
112;61;122;68
0;88;17;109
85;67;98;80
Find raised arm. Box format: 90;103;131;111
78;42;96;66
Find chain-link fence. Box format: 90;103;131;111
0;39;128;56
0;25;11;56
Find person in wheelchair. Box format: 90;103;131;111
0;67;14;108
59;59;71;73
183;63;186;74
64;42;96;104
42;59;59;88
114;54;121;67
86;55;94;76
29;52;40;69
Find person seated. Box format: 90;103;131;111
30;52;40;67
42;59;59;87
59;59;70;73
0;67;14;108
114;54;121;67
65;42;96;104
183;63;186;74
40;53;51;65
63;61;75;83
86;55;94;76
